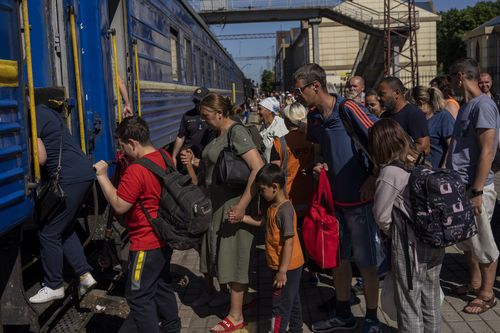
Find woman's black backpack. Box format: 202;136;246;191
393;162;477;248
136;150;212;250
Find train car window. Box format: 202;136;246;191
213;60;217;87
170;28;180;82
185;39;193;85
195;47;202;86
204;52;209;87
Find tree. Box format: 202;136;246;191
260;70;274;94
437;1;500;72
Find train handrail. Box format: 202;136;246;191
21;0;41;182
69;7;86;154
109;29;123;123
133;40;142;117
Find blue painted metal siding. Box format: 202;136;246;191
28;0;53;88
78;0;116;163
0;0;34;235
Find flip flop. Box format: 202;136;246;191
449;284;479;296
463;296;497;314
210;317;247;333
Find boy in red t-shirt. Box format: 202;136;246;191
94;117;180;333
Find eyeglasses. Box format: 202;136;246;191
292;82;314;95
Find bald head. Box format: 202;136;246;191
479;72;493;95
349;76;365;94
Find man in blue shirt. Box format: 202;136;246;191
293;64;383;333
447;58;500;315
378;77;431;156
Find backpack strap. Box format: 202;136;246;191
226;122;243;151
137;200;153;222
279;136;288;187
134;150;172;179
338;98;374;164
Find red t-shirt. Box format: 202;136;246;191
117;150;169;251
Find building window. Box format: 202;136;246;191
170;28;179;82
475;41;480;62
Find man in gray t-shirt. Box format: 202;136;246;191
447;94;500;186
447;58;499;315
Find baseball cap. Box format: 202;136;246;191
192;87;209;103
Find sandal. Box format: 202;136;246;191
449;284;479;296
463;296;497;314
210;317;247;333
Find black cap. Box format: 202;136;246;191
192;87;209;104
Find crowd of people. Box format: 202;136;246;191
31;57;500;333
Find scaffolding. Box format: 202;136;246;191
384;0;419;88
193;0;422;88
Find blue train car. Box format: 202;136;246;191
0;0;33;235
1;0;246;330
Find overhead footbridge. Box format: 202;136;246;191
192;0;420;88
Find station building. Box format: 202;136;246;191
275;0;439;91
463;15;500;94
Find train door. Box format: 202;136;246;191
47;0;116;163
109;0;132;122
0;0;34;234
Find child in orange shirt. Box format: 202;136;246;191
239;164;304;333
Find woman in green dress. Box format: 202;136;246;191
199;94;264;332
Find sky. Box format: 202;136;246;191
204;0;495;84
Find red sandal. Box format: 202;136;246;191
210;317;247;333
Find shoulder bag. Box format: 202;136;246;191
37;122;66;221
214;123;252;188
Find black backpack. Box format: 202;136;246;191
136;150;212;250
394;162;477;248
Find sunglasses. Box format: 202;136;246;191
292;82;314;95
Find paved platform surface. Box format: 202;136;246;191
170;236;500;333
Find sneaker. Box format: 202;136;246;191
191;291;214;307
312;315;357;332
208;291;231;307
79;272;97;296
361;318;382;333
29;285;64;303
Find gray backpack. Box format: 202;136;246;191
136;150;212;250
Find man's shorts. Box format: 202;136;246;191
457;183;499;264
335;202;385;268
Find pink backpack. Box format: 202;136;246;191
302;169;340;269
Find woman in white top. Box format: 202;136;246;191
258;97;289;161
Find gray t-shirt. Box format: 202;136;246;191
447;94;500;186
276;201;295;238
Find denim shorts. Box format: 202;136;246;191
335;203;385;268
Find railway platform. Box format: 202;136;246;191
81;236;500;333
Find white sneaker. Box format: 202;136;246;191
29;285;64;303
191;291;215;307
79;272;97;296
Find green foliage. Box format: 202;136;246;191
260;70;274;93
437;1;500;73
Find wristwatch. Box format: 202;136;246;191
470;188;483;198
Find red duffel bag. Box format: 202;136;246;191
302;168;340;269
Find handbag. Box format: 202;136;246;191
37;122;66;221
214;123;251;188
302;169;340;269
